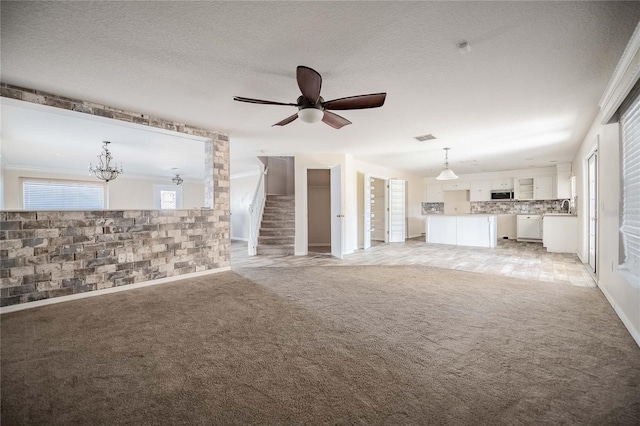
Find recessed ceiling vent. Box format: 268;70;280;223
414;134;436;142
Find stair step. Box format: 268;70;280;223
261;220;295;228
266;195;295;201
258;236;295;245
259;228;295;236
257;245;295;255
262;212;296;222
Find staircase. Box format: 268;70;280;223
257;195;295;255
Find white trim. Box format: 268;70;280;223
598;281;640;348
231;169;262;180
231;237;249;242
599;22;640;124
0;266;231;314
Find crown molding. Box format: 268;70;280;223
599;22;640;124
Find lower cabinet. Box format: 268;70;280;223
543;215;577;253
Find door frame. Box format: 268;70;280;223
303;165;344;257
585;142;599;278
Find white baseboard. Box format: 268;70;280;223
231;237;249;242
0;266;231;314
598;281;640;348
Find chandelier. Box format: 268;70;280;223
172;174;183;185
89;141;123;182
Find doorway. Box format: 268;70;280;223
307;169;331;254
587;149;598;275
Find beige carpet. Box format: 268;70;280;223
2;266;639;425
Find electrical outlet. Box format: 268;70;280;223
117;253;126;264
127;253;134;262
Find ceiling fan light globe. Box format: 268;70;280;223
298;108;324;124
436;168;458;180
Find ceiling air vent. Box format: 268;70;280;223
414;134;436;142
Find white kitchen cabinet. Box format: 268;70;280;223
556;163;572;199
426;215;497;248
442;181;470;191
543;214;577;253
492;178;513;190
470;180;492;201
515;176;554;200
426;184;443;202
516;214;542;241
534;176;554;199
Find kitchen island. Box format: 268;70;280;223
426;214;498;248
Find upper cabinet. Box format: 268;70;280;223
470;180;492;201
515;176;554;200
426;183;444;202
492;178;513;190
442;181;470;191
535;176;554;199
556;163;572;199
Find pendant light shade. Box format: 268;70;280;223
436;147;458;180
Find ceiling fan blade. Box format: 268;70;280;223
323;93;387;110
297;66;322;103
322;111;352;129
272;113;299;127
233;96;297;106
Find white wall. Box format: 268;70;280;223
2;168;204;210
294;153;356;256
230;172;261;241
573;112;639;345
354;160;425;245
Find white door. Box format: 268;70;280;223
363;174;372;250
330;165;344;259
387;179;406;243
588;151;597;273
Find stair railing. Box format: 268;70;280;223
248;167;268;256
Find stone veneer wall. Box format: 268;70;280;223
0;84;230;306
1;210;228;306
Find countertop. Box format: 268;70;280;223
424;214;497;217
543;213;577;217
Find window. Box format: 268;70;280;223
620;90;640;278
160;190;177;209
153;185;183;210
22;179;105;210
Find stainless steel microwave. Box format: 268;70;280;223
490;191;514;200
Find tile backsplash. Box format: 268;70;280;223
470;200;568;214
422;200;570;215
422;203;444;214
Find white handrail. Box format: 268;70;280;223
248;167;267;256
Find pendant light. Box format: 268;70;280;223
436;147;458;180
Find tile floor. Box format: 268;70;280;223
231;238;596;288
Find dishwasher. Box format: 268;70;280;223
516;214;542;241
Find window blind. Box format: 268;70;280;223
620;93;640;278
23;179;105;210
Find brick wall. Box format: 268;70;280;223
0;84;231;307
0;209;229;306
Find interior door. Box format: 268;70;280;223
330;165;344;259
387;179;406;243
363;174;372;250
588;151;597;273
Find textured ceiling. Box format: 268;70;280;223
1;1;639;177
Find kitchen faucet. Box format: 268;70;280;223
561;199;571;213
